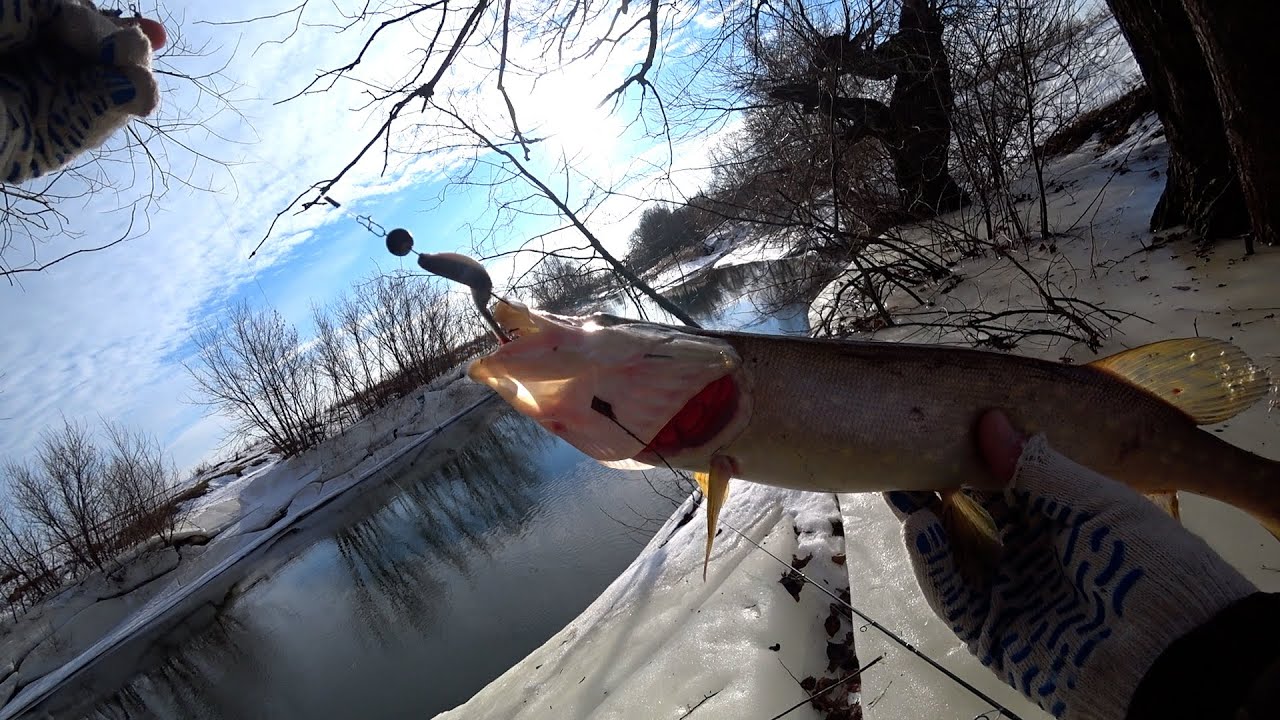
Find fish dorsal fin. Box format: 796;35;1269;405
696;456;734;581
1088;338;1272;425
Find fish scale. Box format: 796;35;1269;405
704;331;1258;502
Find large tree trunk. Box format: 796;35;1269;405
1105;0;1249;242
768;0;967;218
886;0;968;216
1181;0;1280;251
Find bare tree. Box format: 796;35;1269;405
311;305;370;424
762;0;968;218
186;302;328;457
948;0;1125;241
524;255;616;313
9;422;114;574
625;204;707;275
313;271;482;421
100;421;182;547
0;418;180;612
0;504;61;616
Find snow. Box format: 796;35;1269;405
5;114;1280;720
435;119;1280;719
840;494;1043;719
646;225;795;293
712;236;794;270
0;378;496;718
438;483;858;720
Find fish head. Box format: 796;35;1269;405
467;300;750;467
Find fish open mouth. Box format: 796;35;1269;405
467;300;746;464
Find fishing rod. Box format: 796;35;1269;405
719;520;1024;720
766;654;885;720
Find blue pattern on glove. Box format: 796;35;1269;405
1;0;158;184
885;487;1148;719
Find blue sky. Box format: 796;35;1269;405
0;0;730;475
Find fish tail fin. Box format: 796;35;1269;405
1087;338;1272;424
940;490;1001;586
695;456;734;581
1093;339;1280;541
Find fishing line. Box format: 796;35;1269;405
589;410;1023;720
719;521;1024;720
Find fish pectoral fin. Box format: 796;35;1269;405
1144;491;1181;520
1087;338;1271;425
696;455;734;581
940;490;1001;587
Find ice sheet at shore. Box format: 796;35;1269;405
0;378;495;718
438;122;1279;719
437;484;865;720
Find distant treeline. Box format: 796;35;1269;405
187;271;488;459
1;421;184;615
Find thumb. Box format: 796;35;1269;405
976;409;1026;484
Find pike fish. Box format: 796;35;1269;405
421;253;1280;577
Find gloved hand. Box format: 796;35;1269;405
885;411;1257;720
0;0;165;184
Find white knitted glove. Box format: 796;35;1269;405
885;434;1257;720
0;0;163;184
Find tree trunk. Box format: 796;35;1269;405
771;0;967;218
1180;0;1280;252
885;0;968;216
1105;0;1249;242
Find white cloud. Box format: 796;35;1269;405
0;0;734;476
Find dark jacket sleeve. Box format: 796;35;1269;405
1127;592;1280;720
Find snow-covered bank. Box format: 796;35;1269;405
0;377;496;718
437;120;1279;719
438;483;859;720
645;225;797;296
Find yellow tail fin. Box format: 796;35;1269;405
1088;338;1272;424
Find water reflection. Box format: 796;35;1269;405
76;409;680;720
605;257;842;335
86;613;254;720
329;411;552;644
